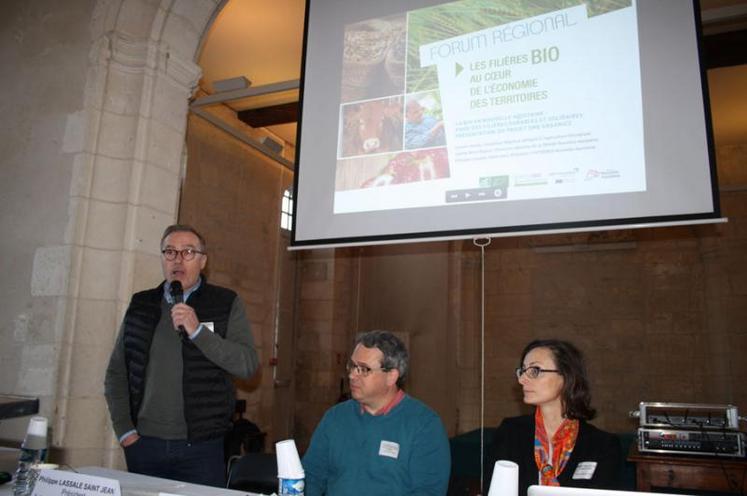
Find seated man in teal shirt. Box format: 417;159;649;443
302;330;451;496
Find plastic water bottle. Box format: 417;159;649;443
276;439;304;496
278;476;305;496
13;416;48;496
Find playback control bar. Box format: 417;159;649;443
445;186;507;203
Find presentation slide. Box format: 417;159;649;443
333;1;644;213
292;0;719;247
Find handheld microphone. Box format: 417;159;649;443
169;281;188;339
170;280;184;304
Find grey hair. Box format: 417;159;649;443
354;330;408;388
160;224;207;252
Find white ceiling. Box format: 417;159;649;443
197;0;306;144
197;0;747;147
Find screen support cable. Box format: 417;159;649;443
473;236;491;495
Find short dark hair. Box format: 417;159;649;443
520;339;596;420
160;224;207;252
354;330;408;388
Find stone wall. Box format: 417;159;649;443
293;248;359;450
0;0;95;440
181;102;294;447
0;0;223;469
292;143;747;443
468;226;719;434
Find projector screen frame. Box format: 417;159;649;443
290;0;722;249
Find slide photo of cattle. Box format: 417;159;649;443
335;147;451;191
339;95;404;158
341;13;406;103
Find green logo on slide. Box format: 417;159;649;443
480;175;508;189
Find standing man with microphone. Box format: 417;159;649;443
105;224;258;486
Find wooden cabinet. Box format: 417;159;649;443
628;445;747;493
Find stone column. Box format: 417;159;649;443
52;0;215;468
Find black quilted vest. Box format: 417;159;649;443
122;280;236;441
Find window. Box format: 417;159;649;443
280;188;293;231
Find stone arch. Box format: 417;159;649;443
54;0;227;468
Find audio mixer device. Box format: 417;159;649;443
631;402;746;457
638;428;745;457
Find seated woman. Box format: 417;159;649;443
486;339;621;496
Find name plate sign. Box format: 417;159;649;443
33;470;121;496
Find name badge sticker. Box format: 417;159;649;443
379;440;400;459
572;461;597;480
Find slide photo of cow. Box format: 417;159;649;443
338;95;404;158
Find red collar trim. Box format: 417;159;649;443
359;389;406;416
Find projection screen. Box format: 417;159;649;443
291;0;722;248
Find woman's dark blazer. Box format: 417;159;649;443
485;415;621;496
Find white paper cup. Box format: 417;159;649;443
275;439;304;479
27;417;48;437
24;416;48;450
488;460;518;496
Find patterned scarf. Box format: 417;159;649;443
533;408;579;486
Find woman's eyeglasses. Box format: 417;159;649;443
515;366;561;380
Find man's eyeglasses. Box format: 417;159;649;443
161;248;205;261
346;360;390;377
515;366;561;380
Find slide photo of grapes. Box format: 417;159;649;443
335;148;450;191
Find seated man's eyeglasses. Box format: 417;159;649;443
161;248;205;261
346;360;390;377
515;366;561;380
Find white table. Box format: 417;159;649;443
0;466;267;496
